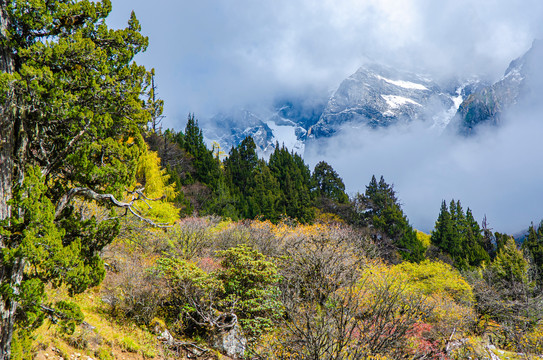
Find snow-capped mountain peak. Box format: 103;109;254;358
307;63;465;138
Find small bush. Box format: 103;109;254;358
10;329;34;360
119;336;141;353
65;331;89;350
56;301;84;335
95;347;114;360
393;260;475;304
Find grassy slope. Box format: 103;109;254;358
29;284;161;360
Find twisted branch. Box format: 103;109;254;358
55;186;171;228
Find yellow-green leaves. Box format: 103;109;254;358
393;260;475;304
133;146;179;224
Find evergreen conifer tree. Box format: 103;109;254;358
359;176;424;262
182;114;220;188
268;144;313;223
431;200;490;269
311;161;349;204
522;221;543;284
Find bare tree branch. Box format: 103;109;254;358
55;186;172;228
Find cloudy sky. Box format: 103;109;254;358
107;0;543;233
107;0;542;125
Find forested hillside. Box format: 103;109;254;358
2;1;543;360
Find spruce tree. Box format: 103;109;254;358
492;237;528;286
224;137;265;219
431;200;452;250
268;144;313;223
481;215;497;259
522;221;543;285
359;176;424;262
311;161;349;204
464;208;490;267
431;200;490;269
182;114;220;188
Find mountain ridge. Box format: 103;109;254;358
201;41;540;157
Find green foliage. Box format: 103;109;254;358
157;244;282;339
522;220;543;285
119;336;141;353
431;200;491;270
225;136;258;194
55;301;84;336
491;238;528;285
468;234;539;352
356;176;424;262
216;245;283;335
9;329;33;360
183;114;221;188
3;167;105;332
268;145;314;223
0;0;157;351
156;256;221;322
95;347;114;360
224;137;281;221
311;161;349;204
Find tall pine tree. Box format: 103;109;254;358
268;144;313;223
311;161;349;204
182;114;221;189
0;1;156;356
357;176;424;262
522;221;543;285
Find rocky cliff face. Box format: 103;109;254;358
453;40;542;134
203;109;276;157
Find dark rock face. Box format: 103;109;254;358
454;40;542;135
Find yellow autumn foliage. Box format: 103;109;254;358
135;147;177;200
416;230;432;248
393;260;475;304
131;146;179;224
359;260;476;337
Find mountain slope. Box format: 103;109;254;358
452;39;543;134
203;96;327;158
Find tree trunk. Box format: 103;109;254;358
0;0;17;358
0;0;12;219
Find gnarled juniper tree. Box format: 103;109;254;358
0;1;156;357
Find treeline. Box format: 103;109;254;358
146;115;430;263
147;114;346;223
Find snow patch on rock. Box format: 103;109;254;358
376;75;429;90
381;95;421;109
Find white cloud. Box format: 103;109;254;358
108;0;543;127
305;107;543;234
